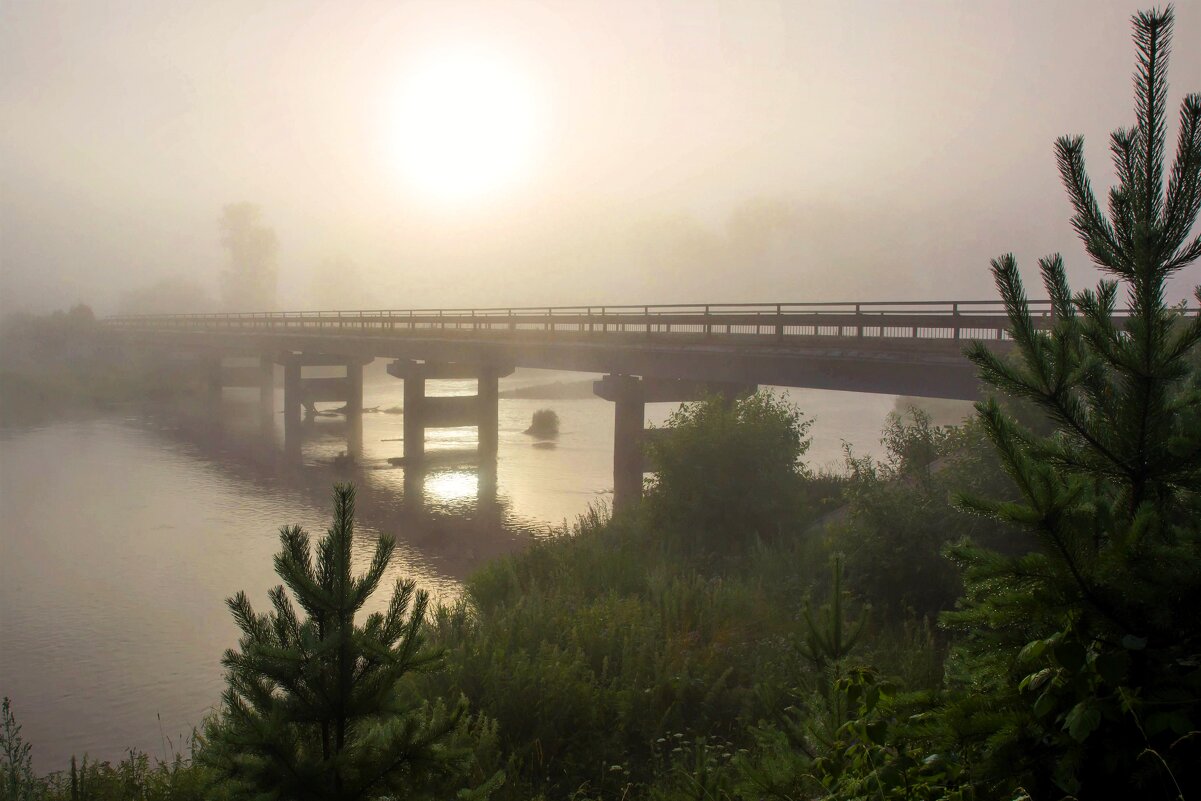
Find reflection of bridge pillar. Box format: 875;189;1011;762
259;355;275;428
205;356;223;408
283;361;302;442
402;460;425;509
594;375;758;512
478;455;498;502
346;361;364;457
387;360;514;463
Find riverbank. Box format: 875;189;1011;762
498;378;597;400
1;397;1021;800
0;307;192;427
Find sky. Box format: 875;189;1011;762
1;0;1199;314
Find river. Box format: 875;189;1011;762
0;367;909;771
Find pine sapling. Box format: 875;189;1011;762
204;483;469;801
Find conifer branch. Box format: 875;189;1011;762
1056;136;1126;273
1132;8;1171;226
1162;94;1201;252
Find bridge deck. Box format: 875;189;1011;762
106;300;1162;400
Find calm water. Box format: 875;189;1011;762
0;367;899;771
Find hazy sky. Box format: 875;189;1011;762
2;0;1199;314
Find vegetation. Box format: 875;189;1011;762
0;306;193;426
408;393;985;801
942;7;1201;795
4;7;1199;801
644;391;813;557
118;276;216;316
202;484;489;800
2;699;37;801
523;408;560;439
836;408;1021;622
218;203;278;312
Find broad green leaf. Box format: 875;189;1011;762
1064;701;1101;742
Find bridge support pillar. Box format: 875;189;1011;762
200;354;276;425
594;375;757;512
609;376;646;512
279;353;373;457
478;366;501;457
387;360;514;463
402;367;426;463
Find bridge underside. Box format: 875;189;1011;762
123;329;994;401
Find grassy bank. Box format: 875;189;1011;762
414;398;1018;800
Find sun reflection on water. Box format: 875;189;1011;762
423;469;480;504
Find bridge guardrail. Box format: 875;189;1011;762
105;300;1183;344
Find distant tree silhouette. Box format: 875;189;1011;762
309;255;364;310
219;203;278;311
119;276;216;316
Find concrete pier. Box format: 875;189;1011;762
594;375;756;510
387;360;514;462
278;353;372;456
202;355;276;428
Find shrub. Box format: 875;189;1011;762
523;408;560;438
644;391;812;557
833;410;1017;621
1;698;37;801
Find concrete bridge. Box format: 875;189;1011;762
107;300;1051;508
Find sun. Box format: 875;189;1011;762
389;46;545;204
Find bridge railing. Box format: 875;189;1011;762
105;299;1169;344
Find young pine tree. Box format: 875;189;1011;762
203;483;465;800
945;6;1201;798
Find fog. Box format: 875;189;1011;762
2;0;1199;315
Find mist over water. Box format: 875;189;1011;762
0;368;905;770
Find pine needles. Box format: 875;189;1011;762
948;5;1201;796
202;483;468;801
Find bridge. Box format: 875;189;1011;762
108;300;1049;508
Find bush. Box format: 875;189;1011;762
422;505;820;801
833;409;1018;621
644;391;813;557
523;408;560;438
